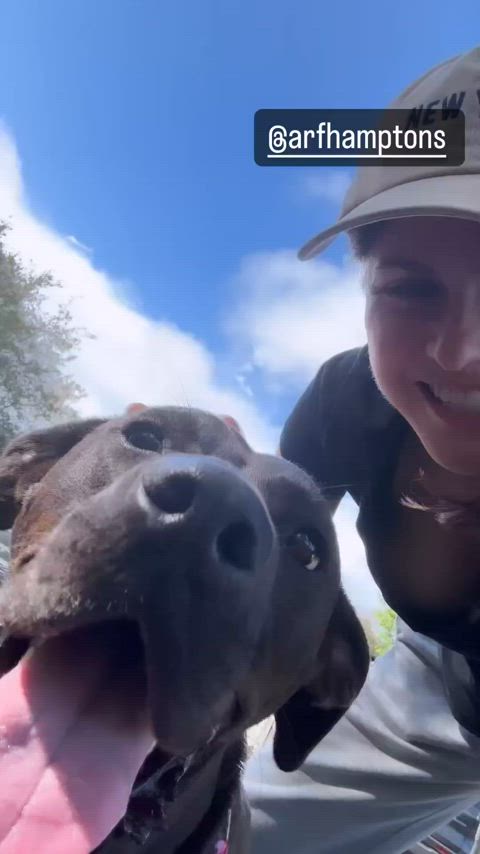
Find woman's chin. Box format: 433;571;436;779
415;426;480;480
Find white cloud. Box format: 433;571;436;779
65;234;93;255
300;169;352;205
227;248;367;386
235;371;254;398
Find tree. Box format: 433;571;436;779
0;222;85;448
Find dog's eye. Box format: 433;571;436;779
123;422;164;452
286;530;326;571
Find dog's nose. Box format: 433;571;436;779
140;454;273;573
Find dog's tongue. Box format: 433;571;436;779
0;628;155;853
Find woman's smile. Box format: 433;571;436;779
418;380;480;428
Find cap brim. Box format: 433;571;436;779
298;173;480;260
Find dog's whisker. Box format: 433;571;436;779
321;483;353;492
206;723;221;745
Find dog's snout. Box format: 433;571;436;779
140;455;273;573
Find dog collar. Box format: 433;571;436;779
214;806;232;853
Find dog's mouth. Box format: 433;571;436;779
0;619;241;853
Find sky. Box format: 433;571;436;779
0;1;478;616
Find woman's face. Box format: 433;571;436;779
365;216;480;476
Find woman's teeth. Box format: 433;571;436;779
429;383;480;413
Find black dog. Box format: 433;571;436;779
0;407;369;853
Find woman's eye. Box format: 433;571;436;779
373;278;441;300
286;530;326;571
122;422;164;452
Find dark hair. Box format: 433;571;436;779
348;222;386;260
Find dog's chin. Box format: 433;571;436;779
115;709;241;847
0;619;244;849
113;684;243;847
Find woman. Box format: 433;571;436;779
246;46;480;853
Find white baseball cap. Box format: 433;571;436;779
298;46;480;260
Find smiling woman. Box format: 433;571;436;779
246;45;480;854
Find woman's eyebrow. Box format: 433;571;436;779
375;258;435;275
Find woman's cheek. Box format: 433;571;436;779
366;298;406;361
365;299;422;407
366;296;426;353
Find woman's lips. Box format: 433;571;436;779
418;381;480;431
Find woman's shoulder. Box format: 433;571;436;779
315;345;395;427
280;345;397;495
281;346;394;448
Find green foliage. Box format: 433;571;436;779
372;606;397;657
0;222;85;448
360;607;398;658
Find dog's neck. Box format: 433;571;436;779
97;738;246;854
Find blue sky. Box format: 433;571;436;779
1;2;476;357
0;3;478;613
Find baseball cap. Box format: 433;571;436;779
298;46;480;260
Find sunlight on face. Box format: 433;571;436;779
364;217;480;476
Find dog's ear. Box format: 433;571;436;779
126;403;148;415
273;592;369;772
220;415;245;439
0;418;107;530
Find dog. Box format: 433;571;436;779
0;406;369;853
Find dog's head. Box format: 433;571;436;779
0;408;369;849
